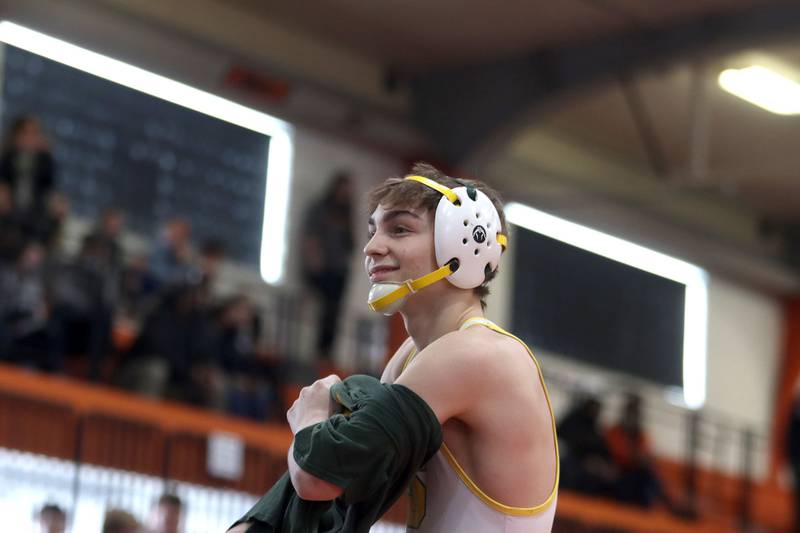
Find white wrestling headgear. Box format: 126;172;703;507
367;174;508;315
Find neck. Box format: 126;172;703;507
400;288;483;351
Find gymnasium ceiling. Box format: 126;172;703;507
10;0;800;292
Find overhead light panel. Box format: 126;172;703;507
718;65;800;115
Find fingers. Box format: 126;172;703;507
301;374;341;396
286;375;344;431
320;374;342;385
293;375;342;410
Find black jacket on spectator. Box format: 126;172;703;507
0;150;54;213
789;398;800;466
127;285;210;389
0;212;24;263
790;396;800;533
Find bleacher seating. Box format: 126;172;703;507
0;362;793;532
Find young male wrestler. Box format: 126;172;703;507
230;163;558;532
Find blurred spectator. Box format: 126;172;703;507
119;284;208;400
21;191;70;254
192;239;227;314
211;294;278;420
198;239;225;287
33;503;66;533
150;218;198;287
148;493;183;533
47;234;114;380
118;254;159;321
301;171;354;362
557;396;617;497
605;393;675;510
788;378;800;533
0;241;49;366
0;115;55;220
0;182;24;263
102;508;141;533
87;208;126;274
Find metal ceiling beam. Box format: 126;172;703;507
618;73;669;179
409;3;800;164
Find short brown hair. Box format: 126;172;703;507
368;162;506;309
157;493;183;508
102;508;140;533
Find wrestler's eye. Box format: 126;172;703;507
391;225;410;235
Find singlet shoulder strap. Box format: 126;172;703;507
400;344;418;373
458;316;497;331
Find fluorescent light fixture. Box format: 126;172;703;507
505;202;708;409
0;20;294;284
719;65;800;115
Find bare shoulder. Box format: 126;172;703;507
400;326;535;400
429;326;533;381
395;325;541;423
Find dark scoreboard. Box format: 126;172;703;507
1;45;270;266
511;224;686;388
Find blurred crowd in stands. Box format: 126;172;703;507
34;493;183;533
558;392;694;517
4;114;799;530
0;114;282;422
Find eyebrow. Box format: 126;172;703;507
368;209;421;226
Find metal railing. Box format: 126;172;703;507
543;367;774;529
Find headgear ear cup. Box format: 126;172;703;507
433;184;504;289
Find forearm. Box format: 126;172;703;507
287;440;343;501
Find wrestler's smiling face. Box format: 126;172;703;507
364;204;437;286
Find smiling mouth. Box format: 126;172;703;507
369;266;399;281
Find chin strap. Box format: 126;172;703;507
368;262;456;313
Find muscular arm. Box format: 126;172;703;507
395;331;490;424
290;338;411;499
285;375;344;501
286;338;425;501
288;441;344;501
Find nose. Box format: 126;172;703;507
363;231;388;258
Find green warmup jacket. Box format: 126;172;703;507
230;374;443;533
